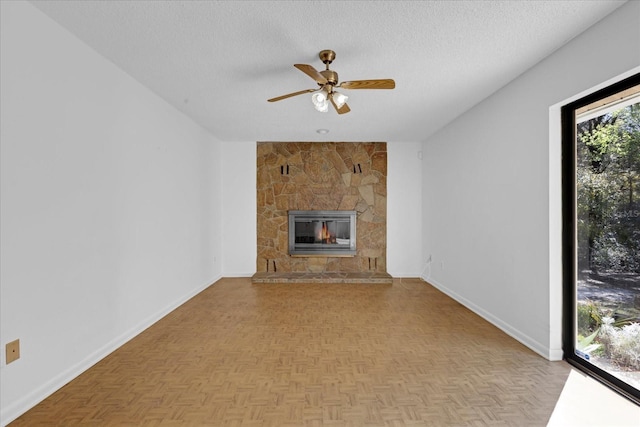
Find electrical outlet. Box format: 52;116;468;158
6;339;20;364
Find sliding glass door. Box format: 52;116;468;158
562;73;640;404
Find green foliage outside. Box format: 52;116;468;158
577;300;640;373
576;101;640;379
577;103;640;273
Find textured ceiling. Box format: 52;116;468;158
30;0;626;142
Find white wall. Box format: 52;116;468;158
0;2;222;424
221;141;257;276
422;1;640;360
387;142;423;277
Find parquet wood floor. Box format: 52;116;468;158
10;278;571;426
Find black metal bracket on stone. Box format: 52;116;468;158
266;259;277;272
353;163;363;174
280;165;290;175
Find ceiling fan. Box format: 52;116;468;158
268;50;395;114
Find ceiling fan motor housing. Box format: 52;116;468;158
320;69;339;86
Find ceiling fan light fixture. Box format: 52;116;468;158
268;49;395;114
311;91;329;112
332;91;348;108
315;101;329;112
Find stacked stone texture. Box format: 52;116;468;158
256;142;387;273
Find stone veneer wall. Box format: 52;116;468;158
256;142;387;273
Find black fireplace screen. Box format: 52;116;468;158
288;210;356;256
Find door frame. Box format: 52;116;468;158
561;72;640;405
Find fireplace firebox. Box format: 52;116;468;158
288;210;356;256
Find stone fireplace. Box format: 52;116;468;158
252;142;392;284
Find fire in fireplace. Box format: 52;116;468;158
288;210;356;256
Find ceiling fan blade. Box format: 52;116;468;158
338;79;395;90
329;95;351;115
268;88;317;102
294;64;328;85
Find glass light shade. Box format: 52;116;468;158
314;100;329;112
332;91;348;108
312;91;329;112
312;91;326;106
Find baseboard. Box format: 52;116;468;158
421;274;555;361
1;276;221;427
387;273;422;278
222;272;255;278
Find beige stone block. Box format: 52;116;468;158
262;218;281;239
373;142;387;153
288;151;303;166
256;168;271;190
371;152;387;176
307;257;328;273
357;256;371;272
265;189;275;206
265;152;279;166
277;230;289;252
326;169;344;186
358;185;375;206
352;147;370;166
289;259;306;272
342;172;352;187
276;153;288;166
275;215;288;227
257;237;273;248
257;190;266;208
360;247;383;259
357;162;370;175
275;194;289;211
268;166;282;183
296;142;314;152
326;149;349;173
368;225;386;248
355;199;369;213
361;174;379;185
272;182;284;196
272;257;290;272
335;142;354;161
374;195;387;217
312;194;341;210
282;183;298;195
374;178;387;198
264;247;281;260
292;171;308;187
296;188;315;209
338;195;360;210
258;244;280;260
257;189;275;209
338;257;360;272
304;161;323;182
359;207;374;223
275;143;293;157
257;142;273;158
